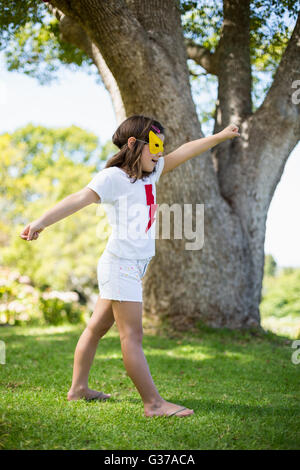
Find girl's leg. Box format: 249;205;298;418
67;297;114;400
111;300;194;417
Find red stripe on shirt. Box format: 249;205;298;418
144;184;158;233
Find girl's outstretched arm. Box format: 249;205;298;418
20;187;99;242
162;124;240;175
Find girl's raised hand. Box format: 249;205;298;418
20;220;45;241
218;124;240;141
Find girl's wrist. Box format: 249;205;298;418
35;217;47;229
215;132;228;143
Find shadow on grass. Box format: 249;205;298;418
0;323;298;415
1;324;299;449
1;394;299;450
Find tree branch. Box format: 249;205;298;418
245;10;300;207
211;0;253;196
225;10;300;215
255;11;300;131
214;0;253;126
184;38;219;75
212;11;300;284
48;0;150;71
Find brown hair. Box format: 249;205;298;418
105;114;165;183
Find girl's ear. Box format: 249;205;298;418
127;136;137;149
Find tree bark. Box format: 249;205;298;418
48;0;300;331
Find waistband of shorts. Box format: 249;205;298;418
101;249;153;263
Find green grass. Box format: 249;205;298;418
0;323;299;450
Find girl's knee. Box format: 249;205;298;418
87;319;113;338
119;329;143;344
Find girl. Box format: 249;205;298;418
20;114;240;417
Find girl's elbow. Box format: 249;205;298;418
78;187;101;205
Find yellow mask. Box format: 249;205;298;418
148;130;164;155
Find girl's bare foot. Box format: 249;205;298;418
67;386;111;401
144;399;194;417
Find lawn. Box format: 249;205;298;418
0;322;299;450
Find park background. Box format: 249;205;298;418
0;49;299;338
0;0;299;450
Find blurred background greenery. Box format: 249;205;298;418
0;124;116;326
261;255;300;339
0;125;299;339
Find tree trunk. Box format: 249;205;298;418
49;0;300;331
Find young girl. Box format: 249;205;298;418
20;114;239;417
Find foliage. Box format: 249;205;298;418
0;265;85;326
0;1;94;84
180;0;299;117
0;266;41;325
260;266;300;339
0;0;299;119
39;296;84;325
264;253;277;277
0;0;298;133
180;0;299;61
261;268;300;319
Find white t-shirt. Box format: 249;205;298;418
86;157;165;259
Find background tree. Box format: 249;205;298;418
264;254;277;277
1;0;299;331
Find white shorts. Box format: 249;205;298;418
97;249;153;302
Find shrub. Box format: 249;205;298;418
0;266;85;326
261;269;300;319
39;296;84;325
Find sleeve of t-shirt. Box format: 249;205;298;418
86;168;114;204
154;156;165;183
